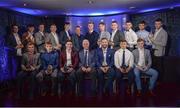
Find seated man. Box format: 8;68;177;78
76;39;96;96
36;42;59;96
132;38;158;96
60;40;79;95
96;38;115;96
17;43;40;100
114;40;134;95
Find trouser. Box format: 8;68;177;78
116;68;134;92
134;67;158;90
97;68;115;95
76;67;97;95
36;69;58;94
17;71;37;98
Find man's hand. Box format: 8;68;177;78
142;66;148;72
81;67;87;72
86;67;91;73
67;68;73;73
137;65;144;71
61;68;65;73
119;67;126;73
100;67;106;73
126;67;131;73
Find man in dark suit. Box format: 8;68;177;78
17;43;40;100
60;22;72;50
59;40;79;95
110;21;125;50
35;23;48;53
84;22;99;50
76;39;97;96
7;24;24;79
72;26;84;51
96;38;115;96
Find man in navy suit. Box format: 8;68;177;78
96;38;115;96
76;39;97;96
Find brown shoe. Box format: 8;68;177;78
136;90;142;97
148;90;156;97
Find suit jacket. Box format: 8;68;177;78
72;34;84;51
152;28;168;57
132;49;152;70
7;34;21;56
96;48;114;68
46;32;61;50
79;49;95;68
21;52;41;71
85;31;99;50
40;51;59;70
60;30;72;46
60;50;79;69
35;31;48;53
111;30;125;50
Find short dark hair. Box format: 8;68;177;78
27;24;34;28
45;41;52;45
155;18;163;23
99;22;105;25
112;21;118;24
27;42;34;47
137;38;145;43
139;21;146;25
126;21;132;24
120;39;127;43
88;21;94;25
65;22;70;25
76;25;81;28
39;23;45;26
50;23;56;27
66;40;73;44
101;37;108;41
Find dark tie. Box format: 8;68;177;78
122;50;125;67
84;50;88;67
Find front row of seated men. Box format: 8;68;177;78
17;38;158;100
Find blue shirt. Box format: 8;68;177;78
41;51;59;70
136;30;151;45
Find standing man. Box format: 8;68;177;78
17;43;40;100
96;38;115;96
136;21;152;49
124;21;138;51
46;24;61;51
110;21;125;50
35;23;48;53
72;26;84;51
114;40;134;95
98;22;111;47
60;22;72;49
76;39;96;96
7;24;24;79
133;38;158;96
84;22;99;50
149;18;168;82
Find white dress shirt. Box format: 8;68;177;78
13;33;22;56
110;29;117;41
114;48;134;68
65;30;71;40
124;29;138;48
66;50;72;66
154;28;162;40
137;48;145;67
102;48;108;66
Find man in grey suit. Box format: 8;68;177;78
110;21;125;50
17;43;40;100
76;39;97;96
46;24;61;51
35;23;48;53
133;38;158;97
149;18;168;81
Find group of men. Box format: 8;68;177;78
7;18;168;100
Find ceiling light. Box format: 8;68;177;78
88;0;94;4
23;3;27;6
129;6;136;9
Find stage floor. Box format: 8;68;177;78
0;82;180;107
